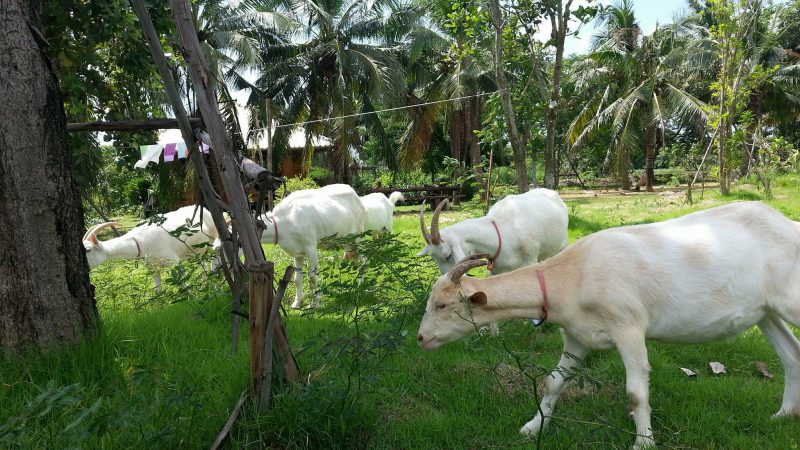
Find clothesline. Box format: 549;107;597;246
241;89;507;135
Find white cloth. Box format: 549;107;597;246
134;144;162;169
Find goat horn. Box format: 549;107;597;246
449;258;488;284
430;199;448;245
419;202;431;245
83;222;124;242
454;253;491;266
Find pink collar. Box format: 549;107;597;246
487;220;502;271
536;270;548;323
131;237;142;257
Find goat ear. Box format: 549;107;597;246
416;247;429;257
467;291;487;307
89;234;99;246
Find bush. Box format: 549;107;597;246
275;176;320;203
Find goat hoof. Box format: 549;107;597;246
771;408;800;419
633;436;656;450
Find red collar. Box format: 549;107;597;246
488;220;502;271
536;270;548;323
131;237;142;257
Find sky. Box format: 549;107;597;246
554;0;697;56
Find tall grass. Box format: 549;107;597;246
3;175;800;449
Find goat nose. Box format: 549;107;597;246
417;334;424;342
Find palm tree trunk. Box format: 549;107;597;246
465;98;486;195
618;146;631;190
644;126;657;192
449;108;465;163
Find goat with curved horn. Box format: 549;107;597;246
83;222;124;245
83;206;219;293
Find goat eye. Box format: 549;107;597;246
435;303;447;310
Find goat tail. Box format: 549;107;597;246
388;191;405;206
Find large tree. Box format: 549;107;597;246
0;0;98;350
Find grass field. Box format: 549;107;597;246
3;176;800;449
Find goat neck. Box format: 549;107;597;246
454;217;503;261
465;257;579;326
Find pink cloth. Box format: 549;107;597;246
163;143;177;162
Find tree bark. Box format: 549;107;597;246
543;0;573;189
465;97;485;194
644;126;657;192
488;0;528;193
0;0;98;350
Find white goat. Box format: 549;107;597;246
417;188;568;275
361;191;404;235
417;201;800;450
258;183;366;309
83;205;218;292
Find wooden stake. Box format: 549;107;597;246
248;261;272;396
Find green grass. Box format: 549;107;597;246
3;174;800;449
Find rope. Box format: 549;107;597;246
245;89;507;134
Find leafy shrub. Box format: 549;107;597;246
230;233;437;449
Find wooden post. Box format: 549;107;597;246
261;266;297;407
248;261;272;397
171;0;262;265
169;0;299;401
130;0;245;353
67;118;201;132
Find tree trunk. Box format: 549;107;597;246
543;0;573;189
0;0;98;351
740;92;762;177
465;97;485;194
618;149;631;190
488;0;528;193
644;126;657;192
449;108;465;163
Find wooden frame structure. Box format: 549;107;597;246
68;0;300;417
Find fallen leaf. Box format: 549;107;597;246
755;361;774;379
680;368;697;377
709;361;726;375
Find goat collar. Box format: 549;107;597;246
536;270;548;324
131;237;142;258
487;220;502;272
272;216;279;244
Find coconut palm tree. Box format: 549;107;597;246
569;15;709;191
234;0;422;182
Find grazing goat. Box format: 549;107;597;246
83;205;218;291
418;188;568;275
417;201;800;450
259;184;366;309
361;191;404;235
